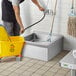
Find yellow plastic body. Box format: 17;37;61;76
0;36;25;57
0;26;10;41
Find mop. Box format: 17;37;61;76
68;0;76;37
47;0;58;42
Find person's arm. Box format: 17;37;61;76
31;0;45;11
13;6;24;33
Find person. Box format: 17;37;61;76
2;0;45;36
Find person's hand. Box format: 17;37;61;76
20;27;25;34
38;6;45;11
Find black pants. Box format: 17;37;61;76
3;21;20;36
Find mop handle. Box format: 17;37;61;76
72;0;74;9
50;0;58;35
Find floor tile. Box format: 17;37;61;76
44;71;55;76
44;61;56;67
22;71;33;76
37;61;46;65
9;72;20;76
32;73;42;76
54;73;65;76
29;59;39;63
35;69;46;75
48;67;60;73
39;66;50;71
31;64;42;69
56;68;68;75
14;67;26;74
24;62;35;67
0;75;5;76
65;71;71;76
0;70;12;75
27;67;38;72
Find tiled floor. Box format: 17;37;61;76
0;51;70;76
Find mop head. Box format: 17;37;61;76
68;16;76;37
46;33;51;42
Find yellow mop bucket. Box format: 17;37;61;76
0;25;25;61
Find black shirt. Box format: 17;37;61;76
2;0;24;22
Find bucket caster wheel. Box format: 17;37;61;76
16;55;22;61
